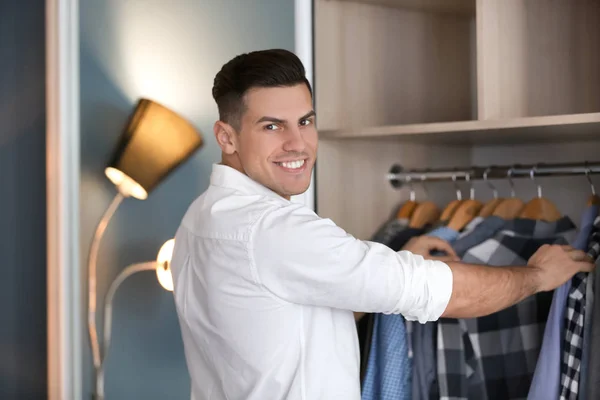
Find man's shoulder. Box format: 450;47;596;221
179;185;291;241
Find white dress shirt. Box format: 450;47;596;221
170;163;453;400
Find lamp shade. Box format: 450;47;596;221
105;98;203;200
156;238;175;291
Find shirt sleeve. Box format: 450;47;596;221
250;202;453;323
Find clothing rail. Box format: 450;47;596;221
387;161;600;189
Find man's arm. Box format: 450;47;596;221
356;239;594;321
252;204;594;322
252;203;454;321
353;236;459;322
441;244;594;318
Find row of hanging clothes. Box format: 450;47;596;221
358;162;600;400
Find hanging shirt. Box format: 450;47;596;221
358;217;417;384
580;269;595;400
371;216;411;245
362;310;412;400
436;217;576;400
409;217;506;400
452;216;506;258
361;223;427;400
364;222;481;400
170;164;454;400
529;205;598;400
408;226;459;400
586;216;600;399
561;215;600;400
580;215;600;400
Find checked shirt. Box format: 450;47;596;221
436;217;576;400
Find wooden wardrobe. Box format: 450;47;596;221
313;0;600;239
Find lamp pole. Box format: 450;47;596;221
87;192;126;400
96;261;159;399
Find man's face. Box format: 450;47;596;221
218;84;317;199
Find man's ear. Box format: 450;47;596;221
214;121;238;155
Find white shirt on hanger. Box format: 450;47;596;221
170;163;453;400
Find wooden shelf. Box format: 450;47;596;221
333;0;475;15
318;113;600;145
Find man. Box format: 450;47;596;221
170;49;593;400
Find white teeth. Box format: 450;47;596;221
280;160;305;169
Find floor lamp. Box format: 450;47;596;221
87;99;203;399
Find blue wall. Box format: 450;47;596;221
79;1;296;398
0;0;47;398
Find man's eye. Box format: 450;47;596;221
265;124;279;131
300;119;312;126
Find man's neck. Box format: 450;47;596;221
220;157;245;175
219;157;290;200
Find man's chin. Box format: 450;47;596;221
280;182;311;199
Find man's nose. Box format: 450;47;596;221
282;128;306;153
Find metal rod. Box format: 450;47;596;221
98;261;158;400
388;161;600;188
87;191;125;400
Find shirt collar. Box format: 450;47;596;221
209;163;289;203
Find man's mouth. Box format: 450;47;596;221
275;159;306;170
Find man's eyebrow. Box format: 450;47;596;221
255;110;316;125
299;110;316;121
256;116;286;124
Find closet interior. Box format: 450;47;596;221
314;0;600;239
314;0;600;398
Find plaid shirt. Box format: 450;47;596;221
561;216;600;400
437;217;576;400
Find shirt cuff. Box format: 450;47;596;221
401;259;453;324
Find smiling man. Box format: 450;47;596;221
170;49;594;400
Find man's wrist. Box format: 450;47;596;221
523;264;544;294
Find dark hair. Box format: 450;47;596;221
212;49;312;131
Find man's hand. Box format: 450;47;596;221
442;244;595;319
402;236;460;263
527;244;595;292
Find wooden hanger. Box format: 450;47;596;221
440;199;462;223
407;175;440;228
409;201;440;228
585;165;600;206
479;198;504;217
588;194;600;206
493;198;525;219
396;178;419;219
518;166;562;221
448;199;483;230
396;200;418;219
478;168;503;217
439;173;464;223
492;166;525;220
448;173;483;231
447;175;482;230
519;198;562;221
